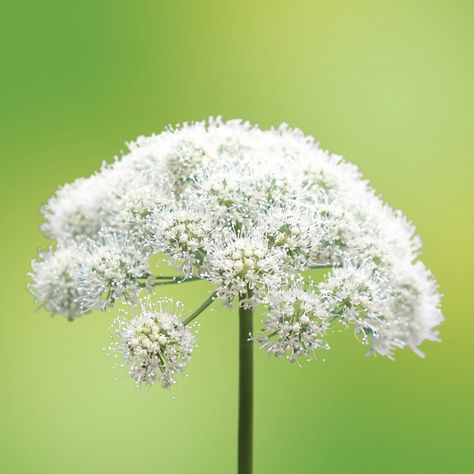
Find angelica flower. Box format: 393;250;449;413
166;138;212;196
259;283;330;362
314;260;389;345
203;229;288;308
76;233;150;313
29;246;85;319
259;203;320;269
372;260;444;358
105;181;171;245
40;168;119;243
198;168;293;229
111;298;195;388
30;117;443;371
149;197;213;276
29;117;445;474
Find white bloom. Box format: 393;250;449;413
258;203;320;269
111;298;195;389
203;229;288;308
104;180;171;244
30;117;444;374
166;138;213;196
76;234;150;312
314;261;389;346
371;260;444;358
149;197;213;276
41;167;118;243
29;246;85;319
197;167;293;229
259;283;330;362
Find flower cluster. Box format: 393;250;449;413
111;298;195;388
259;282;330;362
203;229;287;308
30;117;443;387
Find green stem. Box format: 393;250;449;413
238;291;253;474
151;275;187;280
183;291;217;326
308;263;336;269
151;277;200;287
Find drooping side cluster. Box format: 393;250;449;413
30;117;443;387
111;298;195;388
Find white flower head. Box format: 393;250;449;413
166;137;213;196
371;260;444;358
259;282;331;362
104;180;171;245
41;167;119;243
149;196;214;277
29;246;85;320
258;202;321;269
111;298;195;389
197;167;293;229
30;117;443;378
76;233;150;313
203;228;288;308
315;260;390;346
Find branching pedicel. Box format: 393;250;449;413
29;118;443;474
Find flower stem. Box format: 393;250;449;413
308;263;337;269
183;291;217;326
238;292;253;474
148;277;201;287
151;275;184;280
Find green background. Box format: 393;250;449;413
1;1;473;473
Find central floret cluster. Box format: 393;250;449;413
30;118;443;388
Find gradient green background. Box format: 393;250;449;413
1;1;473;473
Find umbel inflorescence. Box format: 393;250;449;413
29;118;443;388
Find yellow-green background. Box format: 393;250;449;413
1;1;473;473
